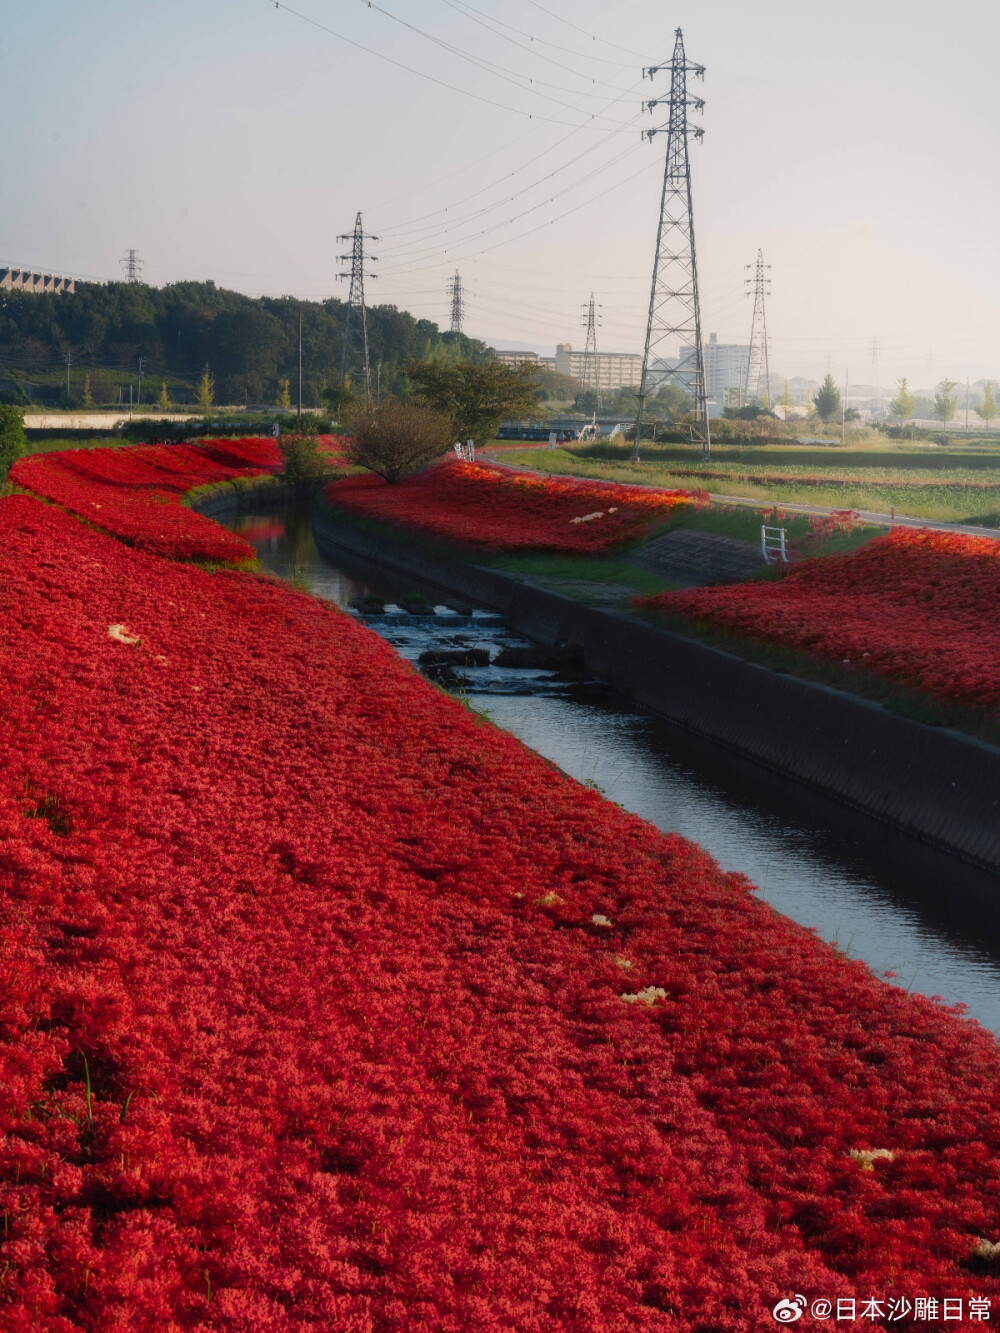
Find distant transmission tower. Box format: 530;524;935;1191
337;212;378;401
449;271;465;334
582;292;602;409
870;335;881;413
743;249;771;407
632;28;709;460
120;249;143;283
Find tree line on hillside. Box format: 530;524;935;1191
0;281;492;409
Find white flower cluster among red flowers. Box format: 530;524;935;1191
0;454;998;1327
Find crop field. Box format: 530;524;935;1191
495;443;1000;525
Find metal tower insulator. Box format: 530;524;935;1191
633;27;711;461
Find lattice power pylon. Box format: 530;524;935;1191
337;212;378;400
582;292;602;409
449;271;465;334
120;249;143;283
744;249;771;407
632;28;709;460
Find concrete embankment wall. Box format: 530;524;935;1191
188;479;301;517
312;504;1000;877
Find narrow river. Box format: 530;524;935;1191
224;505;1000;1035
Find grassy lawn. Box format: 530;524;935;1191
485;550;679;605
494;443;1000;525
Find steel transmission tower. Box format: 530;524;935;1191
449;271;465;334
337;212;378;400
632;28;708;461
743;249;771;407
582;292;602;409
120;249;143;283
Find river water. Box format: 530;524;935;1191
223;505;1000;1035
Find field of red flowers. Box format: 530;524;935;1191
636;526;1000;709
10;437;283;564
2;492;1000;1329
326;459;700;553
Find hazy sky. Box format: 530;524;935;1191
3;0;999;387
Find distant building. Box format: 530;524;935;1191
0;267;76;294
554;342;642;391
494;350;556;370
678;332;749;399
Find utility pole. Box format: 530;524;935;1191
842;368;848;446
298;312;302;419
582;292;602;410
870;335;880;415
338;212;378;403
449;271;465;335
743;249;771;408
65;349;72;405
137;356;145;406
966;375;970;430
632;29;709;461
120;249;143;283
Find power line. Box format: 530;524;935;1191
434;0;631;88
376;125;643;256
346;0;635;112
522;0;646;59
378;140;647;271
271;0;632;128
440;0;637;68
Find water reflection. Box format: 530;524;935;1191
225;506;1000;1035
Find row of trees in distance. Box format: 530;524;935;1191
811;373;998;427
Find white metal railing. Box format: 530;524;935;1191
761;524;789;564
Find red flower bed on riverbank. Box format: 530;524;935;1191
2;493;999;1329
636;527;1000;709
326;459;700;553
10;437;283;563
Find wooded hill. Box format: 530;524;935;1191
0;281;492;408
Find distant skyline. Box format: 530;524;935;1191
2;1;999;384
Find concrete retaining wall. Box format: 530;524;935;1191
313;504;1000;877
187;479;302;517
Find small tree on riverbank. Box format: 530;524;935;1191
890;376;915;423
278;433;331;489
346;400;455;484
406;358;541;446
0;404;27;480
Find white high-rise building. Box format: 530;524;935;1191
677;332;749;399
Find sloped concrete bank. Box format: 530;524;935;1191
187;476;302;516
313;503;1000;877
